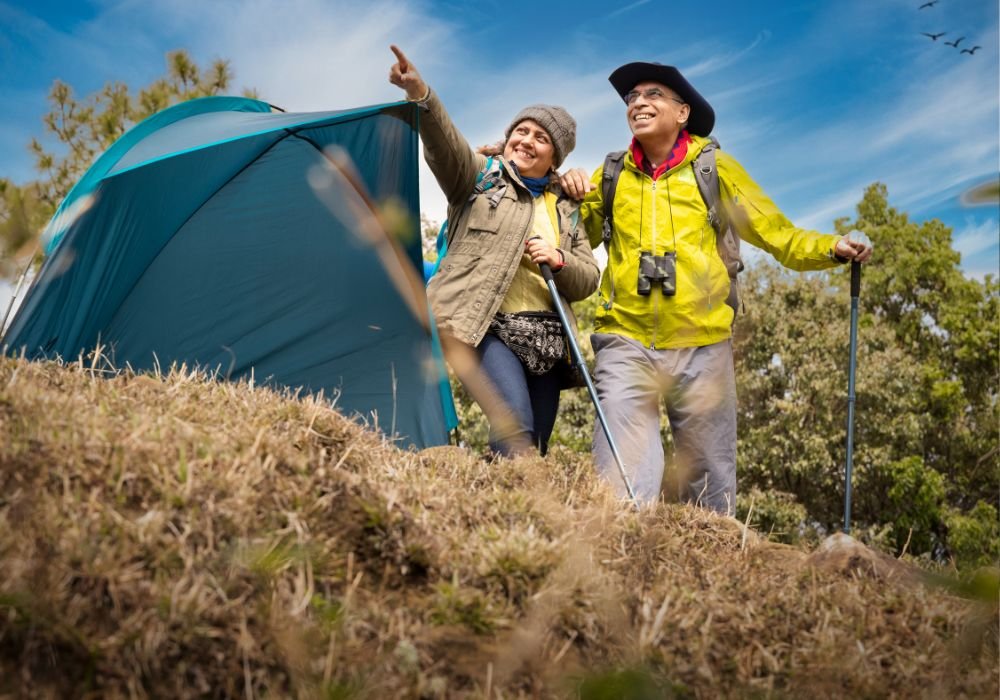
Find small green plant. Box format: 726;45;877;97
309;594;344;633
429;580;498;634
736;488;814;544
234;537;312;582
572;666;690;700
944;500;1000;571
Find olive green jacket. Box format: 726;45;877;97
417;90;600;347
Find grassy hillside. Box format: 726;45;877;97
1;356;996;698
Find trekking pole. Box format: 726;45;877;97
843;261;861;533
537;259;639;509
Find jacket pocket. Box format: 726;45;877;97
465;195;503;234
428;251;483;326
451;197;506;255
438;251;481;276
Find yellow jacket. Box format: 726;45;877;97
580;135;843;349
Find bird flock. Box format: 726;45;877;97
919;1;981;55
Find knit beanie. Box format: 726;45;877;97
504;104;577;168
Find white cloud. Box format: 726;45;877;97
870;62;998;161
683;31;772;80
795;189;867;232
953;216;1000;279
954;216;1000;257
726;27;999;231
106;0;456;112
604;0;652;20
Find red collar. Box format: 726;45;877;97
631;130;692;179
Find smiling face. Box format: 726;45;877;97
503;119;556;178
626;80;691;145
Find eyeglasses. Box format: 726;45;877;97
624;88;685;106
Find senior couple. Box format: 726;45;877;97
387;46;873;515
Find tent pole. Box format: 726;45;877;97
1;243;40;342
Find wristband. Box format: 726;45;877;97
406;85;431;104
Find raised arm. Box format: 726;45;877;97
717;152;873;271
388;45;483;207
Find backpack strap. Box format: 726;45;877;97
600;151;627;310
425;220;449;282
469;156;506;208
601;151;626;249
692;137;745;315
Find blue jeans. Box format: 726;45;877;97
477;333;561;457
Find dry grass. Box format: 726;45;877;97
0;355;996;699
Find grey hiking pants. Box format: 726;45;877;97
590;333;737;514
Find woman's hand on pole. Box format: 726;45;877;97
389;45;429;102
525;236;563;269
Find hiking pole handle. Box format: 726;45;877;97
539;262;555;284
529;238;557;284
851;260;861;298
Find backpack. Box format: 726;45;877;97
424;156;505;281
600;137;745;313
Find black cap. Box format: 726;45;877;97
608;62;715;136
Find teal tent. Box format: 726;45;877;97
2;96;455;448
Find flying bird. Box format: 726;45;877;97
918;0;938;8
921;31;946;40
944;36;965;47
960;46;982;55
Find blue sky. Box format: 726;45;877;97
1;0;998;282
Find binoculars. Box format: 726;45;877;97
637;251;677;296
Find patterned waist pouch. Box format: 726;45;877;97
489;311;566;375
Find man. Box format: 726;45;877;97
560;62;872;513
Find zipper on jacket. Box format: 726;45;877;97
650;177;659;349
703;222;714;314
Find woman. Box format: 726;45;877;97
389;45;599;457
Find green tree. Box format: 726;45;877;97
0;179;49;277
845;184;999;512
30;50;254;212
735;183;998;565
1;50;256;273
736;264;930;541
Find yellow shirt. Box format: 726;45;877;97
499;192;560;314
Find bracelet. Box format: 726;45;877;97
553;249;566;272
406;85;431;104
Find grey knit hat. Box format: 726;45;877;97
504;104;577;169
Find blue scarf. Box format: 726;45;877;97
520;173;550;198
510;162;550;197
